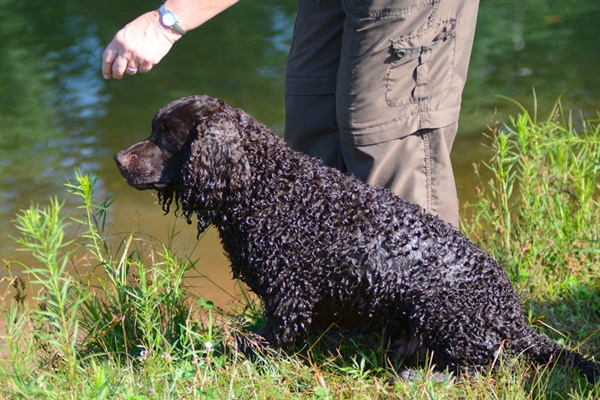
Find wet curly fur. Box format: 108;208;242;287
115;94;599;382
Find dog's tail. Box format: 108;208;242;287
514;330;600;383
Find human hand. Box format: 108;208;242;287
102;11;182;80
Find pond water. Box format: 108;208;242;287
1;0;599;307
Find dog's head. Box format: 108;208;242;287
115;94;250;228
115;94;225;191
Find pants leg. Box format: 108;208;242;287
342;124;459;226
337;0;477;227
285;94;345;171
284;0;346;171
285;0;479;227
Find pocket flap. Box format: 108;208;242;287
390;18;456;59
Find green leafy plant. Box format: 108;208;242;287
1;171;218;397
464;96;600;291
13;197;86;386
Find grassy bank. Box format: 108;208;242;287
1;102;599;399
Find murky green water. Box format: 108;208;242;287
1;0;599;306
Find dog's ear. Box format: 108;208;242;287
177;115;250;232
190;118;250;191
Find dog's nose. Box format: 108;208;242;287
114;151;128;169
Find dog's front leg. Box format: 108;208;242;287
262;293;316;350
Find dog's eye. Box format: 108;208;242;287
165;134;174;143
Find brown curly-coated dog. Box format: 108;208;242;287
115;94;599;382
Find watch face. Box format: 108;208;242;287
162;12;176;27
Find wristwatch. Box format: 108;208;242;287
158;4;186;35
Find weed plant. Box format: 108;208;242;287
1;101;599;398
463;99;600;360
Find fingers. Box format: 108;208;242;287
127;59;155;75
102;44;130;80
111;55;130;80
101;12;164;80
102;46;151;79
103;47;150;79
138;61;154;74
101;46;117;79
102;41;142;79
125;60;140;76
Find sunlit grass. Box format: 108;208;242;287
462;98;600;363
1;100;599;398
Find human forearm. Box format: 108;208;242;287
102;0;240;80
162;0;240;31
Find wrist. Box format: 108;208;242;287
157;4;187;35
151;10;184;43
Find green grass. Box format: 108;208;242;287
1;100;599;399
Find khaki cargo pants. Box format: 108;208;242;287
284;0;479;226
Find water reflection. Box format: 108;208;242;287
1;0;599;307
461;0;600;132
49;32;108;121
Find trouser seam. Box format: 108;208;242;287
422;131;432;213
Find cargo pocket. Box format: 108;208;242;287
386;19;457;107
